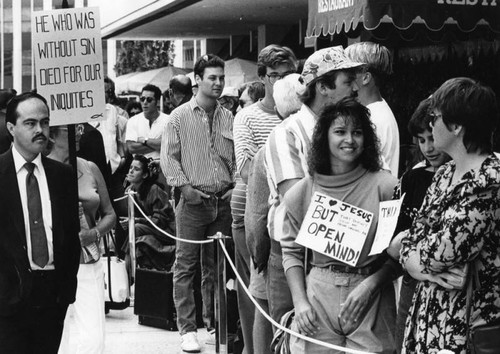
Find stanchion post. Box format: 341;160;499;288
208;232;231;354
127;190;136;284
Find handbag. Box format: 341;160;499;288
270;308;295;354
465;261;500;354
101;232;130;310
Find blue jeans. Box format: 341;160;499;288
395;273;418;354
266;240;293;327
254;297;273;354
233;225;254;354
173;196;232;335
290;267;396;354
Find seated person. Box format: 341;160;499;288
121;154;176;270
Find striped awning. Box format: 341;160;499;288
307;0;500;37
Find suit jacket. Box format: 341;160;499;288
0;149;81;316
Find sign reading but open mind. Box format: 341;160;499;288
32;7;105;126
295;192;373;267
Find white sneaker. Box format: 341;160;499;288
180;332;201;353
206;329;216;345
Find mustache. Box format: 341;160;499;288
32;134;47;142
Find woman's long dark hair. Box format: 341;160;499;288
131;155;159;201
308;97;382;175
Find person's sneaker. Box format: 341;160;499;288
180;332;201;353
206;328;216;345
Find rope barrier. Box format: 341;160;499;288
114;195;128;202
217;239;376;354
129;196;213;245
123;192;375;353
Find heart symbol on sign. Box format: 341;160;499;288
329;200;337;207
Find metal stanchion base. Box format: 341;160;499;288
208;232;232;354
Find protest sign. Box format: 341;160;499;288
368;195;404;256
295;192;373;267
32;7;105;126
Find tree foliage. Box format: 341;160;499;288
114;40;175;76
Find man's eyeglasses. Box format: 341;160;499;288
429;112;443;128
266;71;295;84
140;96;155;103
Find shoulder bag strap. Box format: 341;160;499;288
102;232;114;302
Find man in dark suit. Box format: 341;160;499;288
0;92;81;354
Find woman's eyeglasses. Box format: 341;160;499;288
140;96;155;103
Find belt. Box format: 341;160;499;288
199;186;232;199
321;262;380;276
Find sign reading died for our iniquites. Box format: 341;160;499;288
32;7;104;126
295;192;373;267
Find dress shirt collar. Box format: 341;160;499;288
189;96;223;115
12;145;43;174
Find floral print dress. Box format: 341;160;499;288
400;155;500;354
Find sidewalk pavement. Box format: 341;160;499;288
66;305;216;354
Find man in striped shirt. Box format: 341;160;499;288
232;44;297;354
264;46;363;325
161;54;235;354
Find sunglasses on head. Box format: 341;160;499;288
140;96;155;103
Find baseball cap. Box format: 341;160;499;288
219;86;239;98
301;46;363;85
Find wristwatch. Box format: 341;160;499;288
142;139;149;147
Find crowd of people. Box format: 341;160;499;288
0;40;499;354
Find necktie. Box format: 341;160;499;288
25;162;49;268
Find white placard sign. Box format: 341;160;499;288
32;7;105;126
368;195;405;256
295;192;373;266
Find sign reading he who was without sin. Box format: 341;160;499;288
32;7;105;126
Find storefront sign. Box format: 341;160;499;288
318;0;355;13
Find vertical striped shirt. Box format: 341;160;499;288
231;101;282;226
265;104;316;240
161;97;236;193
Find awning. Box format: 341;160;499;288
187;58;259;88
114;66;188;94
307;0;500;37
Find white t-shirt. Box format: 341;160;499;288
367;99;400;177
90;103;125;174
125;111;169;160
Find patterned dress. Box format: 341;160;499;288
400;155;500;354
